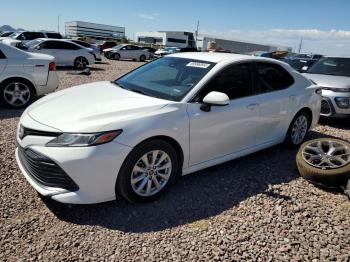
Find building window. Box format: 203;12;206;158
167;38;187;44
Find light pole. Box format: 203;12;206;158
57;15;60;33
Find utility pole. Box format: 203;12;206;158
57;15;60;33
195;20;199;42
298;38;303;53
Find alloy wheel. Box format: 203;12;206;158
130;150;172;197
302;140;350;169
291;115;308;145
75;57;87;69
3;82;31;107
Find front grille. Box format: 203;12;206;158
20;126;61;140
18;147;79;191
320;99;332;115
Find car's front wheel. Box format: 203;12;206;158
74;57;88;69
285;110;310;147
112;53;120;60
0;79;34;108
117;139;179;203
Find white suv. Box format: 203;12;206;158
0;42;58;108
303;57;350;118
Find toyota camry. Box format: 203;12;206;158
15;53;321;204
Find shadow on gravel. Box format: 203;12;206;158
42;129;343;233
56;66;105;72
319;116;350;131
43;142;305;233
0;108;24;120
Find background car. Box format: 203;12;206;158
8;31;63;43
154;47;179;57
15;53;321;204
141;47;157;58
0;31;15;37
284;53;323;72
104;44;149;61
94;40;117;52
69;39;101;61
26;39;95;69
303;56;350;118
0;42;58;108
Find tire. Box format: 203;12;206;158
117;139;179;203
296;138;350;188
74;57;88;70
0;78;34;108
284;110;311;148
112;53;120;61
139;55;146;62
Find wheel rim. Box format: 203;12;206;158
140;56;145;61
302;140;350;169
291;115;308;145
3;82;30;107
76;57;87;69
131;150;172;197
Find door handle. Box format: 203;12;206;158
246;103;258;110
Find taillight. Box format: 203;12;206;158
49;62;56;71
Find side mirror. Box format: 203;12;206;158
35;45;41;50
300;66;308;72
200;91;230;112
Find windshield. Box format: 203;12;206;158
24;39;42;48
115;57;215;101
307;57;350;77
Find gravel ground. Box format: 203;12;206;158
0;58;349;261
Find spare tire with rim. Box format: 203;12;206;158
296;138;350;188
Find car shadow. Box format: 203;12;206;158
56;66;105;72
319;116;350;131
0;108;24;119
43;138;311;233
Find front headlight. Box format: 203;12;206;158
46;130;122;147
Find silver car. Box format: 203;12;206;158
303;57;350;118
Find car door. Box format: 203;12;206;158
35;40;60;62
119;45;131;59
60;42;82;65
187;63;259;166
253;62;297;144
0;48;7;75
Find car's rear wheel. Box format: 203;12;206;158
139;55;146;62
285;110;310;147
117;139;178;203
112;53;120;60
74;57;88;69
0;79;34;108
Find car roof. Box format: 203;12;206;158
168;52;280;64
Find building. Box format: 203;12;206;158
65;21;125;40
197;34;292;53
134;31;196;48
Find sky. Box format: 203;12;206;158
1;0;350;55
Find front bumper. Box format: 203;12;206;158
15;121;132;204
321;90;350;118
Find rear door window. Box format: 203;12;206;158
255;62;294;93
45;33;62;39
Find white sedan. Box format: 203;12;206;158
25;39;95;69
104;44;149;61
15;53;321;204
0;42;58;108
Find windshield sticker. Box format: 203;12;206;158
186;62;211;68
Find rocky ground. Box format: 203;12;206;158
0;58;349;261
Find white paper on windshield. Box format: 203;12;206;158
186;62;211;68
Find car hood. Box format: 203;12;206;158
303;73;350;89
26;81;170;132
